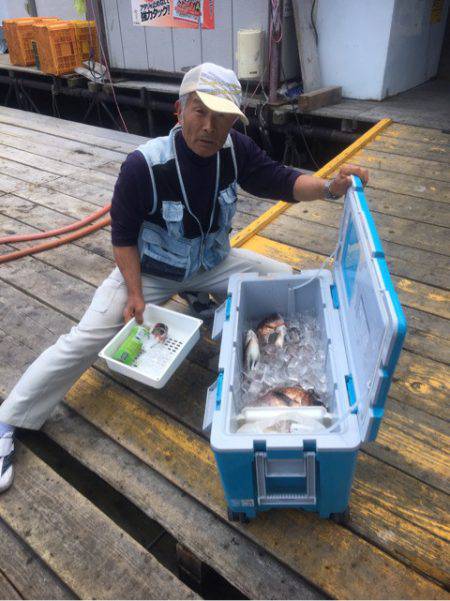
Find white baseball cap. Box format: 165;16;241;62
180;62;249;125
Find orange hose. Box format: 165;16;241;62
0;204;111;244
0;216;112;264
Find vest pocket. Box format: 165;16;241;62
162;200;184;239
140;225;191;281
218;184;237;228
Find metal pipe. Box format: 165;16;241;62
280;123;358;145
245;114;359;145
268;0;282;104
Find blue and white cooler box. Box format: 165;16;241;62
204;176;406;522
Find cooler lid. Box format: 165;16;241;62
334;177;406;443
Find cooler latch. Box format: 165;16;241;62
211;294;232;340
202;370;224;434
345;374;358;413
330;284;340;309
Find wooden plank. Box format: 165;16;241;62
95;161;122;176
299;86;342;112
0;196;110;232
12;176;113;207
360;187;450;228
0;124;126;168
231;118;392;247
350;453;450;587
292;0;322;92
0;159;58;189
391;352;450;417
403;307;450;364
374;398;450;495
393;278;450;320
329;165;450;204
0;106;146;147
43;404;322;600
0;196;112;239
0;279;448;594
0;519;75;600
2;182;109;217
0;145;117;191
0;216;114;280
369;133;450;164
382;123;450;146
238;185;450;238
0;111;135;154
0;571;21;600
0;255;95;321
352;148;450;184
267;197;450;258
0;443;198;600
63;368;448;599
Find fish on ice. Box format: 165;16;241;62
244;329;260;371
254;385;323;408
256;313;285;345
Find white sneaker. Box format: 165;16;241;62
0;432;14;493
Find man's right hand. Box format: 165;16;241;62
123;293;145;324
113;245;145;324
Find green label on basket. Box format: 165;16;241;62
113;325;149;366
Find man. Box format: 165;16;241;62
0;62;368;492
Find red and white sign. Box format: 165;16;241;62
131;0;214;29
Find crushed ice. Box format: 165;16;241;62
236;313;332;434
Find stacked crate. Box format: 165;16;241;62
3;18;33;65
3;17;59;66
32;21;81;76
73;21;100;63
2;17;101;75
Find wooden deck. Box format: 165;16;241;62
0;105;448;599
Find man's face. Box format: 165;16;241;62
176;93;237;157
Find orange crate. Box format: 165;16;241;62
6;17;59;66
33;22;81;76
3;18;35;65
73;20;100;63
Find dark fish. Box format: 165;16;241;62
256;313;285;344
254;385;323;408
281;386;323;407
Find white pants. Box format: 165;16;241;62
0;249;291;429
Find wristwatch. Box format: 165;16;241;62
324;178;341;200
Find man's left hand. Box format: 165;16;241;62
329;164;369;197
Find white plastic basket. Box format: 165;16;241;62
99;304;203;389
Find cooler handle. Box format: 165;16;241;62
255;452;316;506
